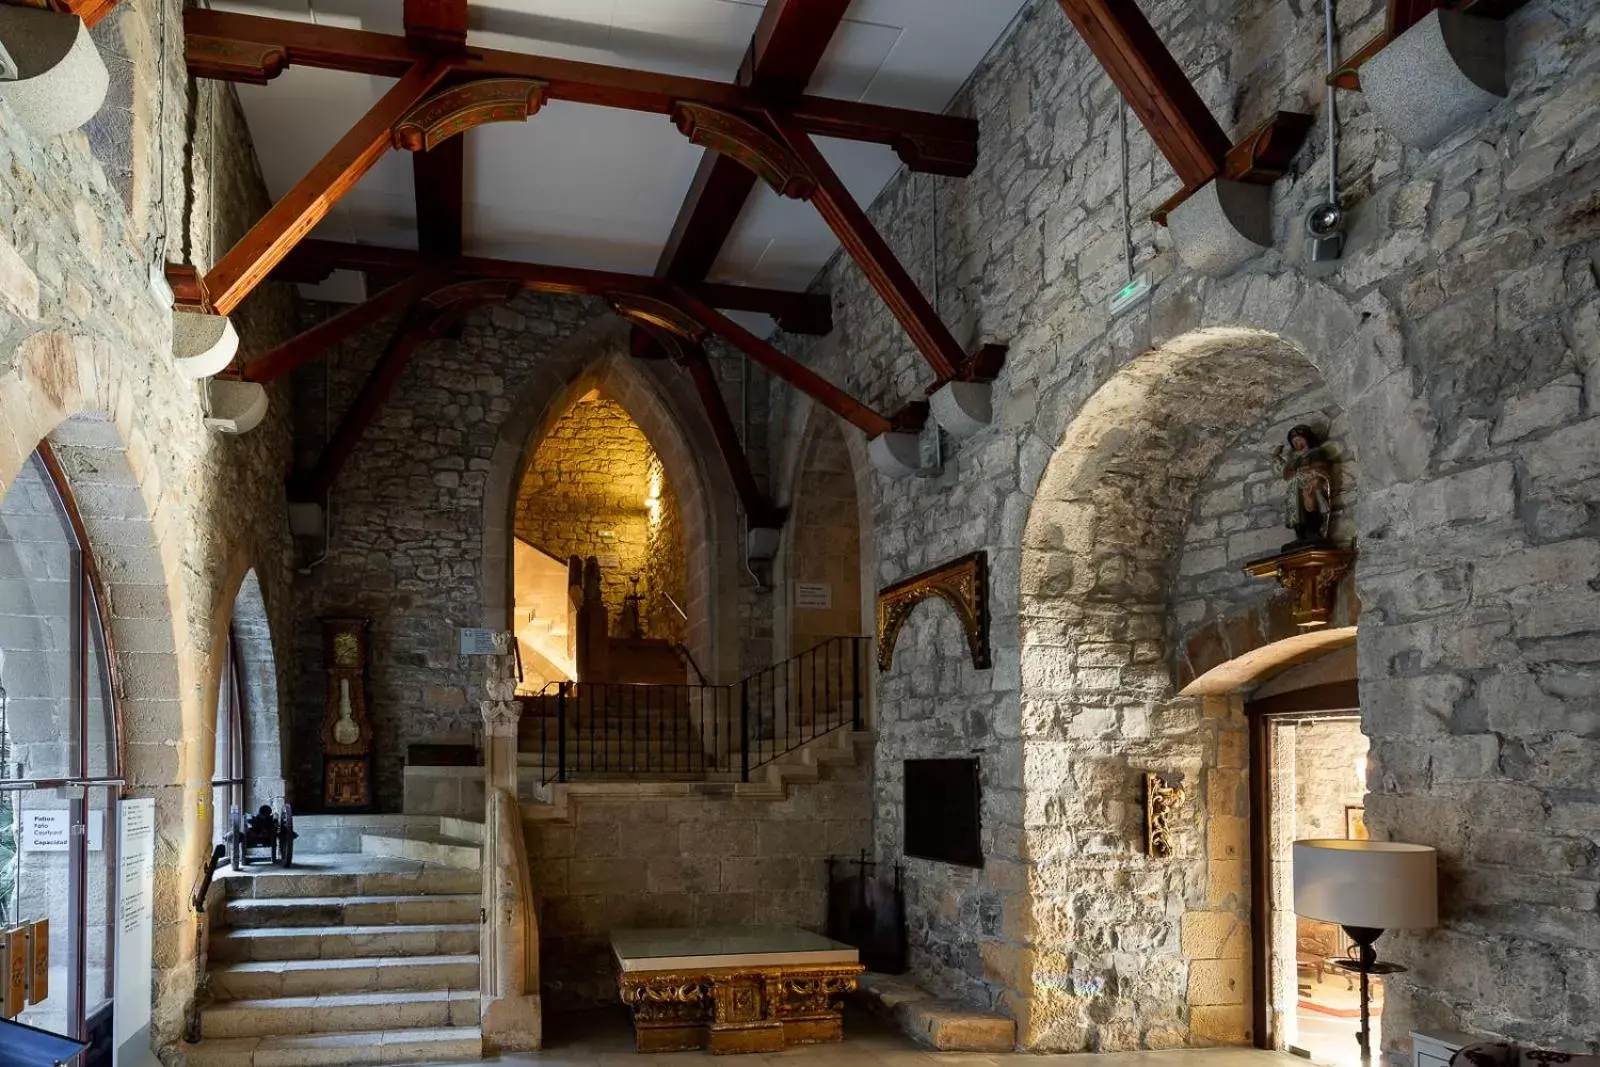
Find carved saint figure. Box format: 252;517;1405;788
1273;424;1336;546
333;677;360;745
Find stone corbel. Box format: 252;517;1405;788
1167;178;1273;278
1360;10;1506;149
203;379;269;434
0;6;108;140
173;309;240;379
928;344;1008;441
867;432;921;479
1243;544;1356;630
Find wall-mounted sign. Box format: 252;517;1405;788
794;582;833;611
598;554;622;571
114;798;159;1067
458;627;500;655
21;809;104;852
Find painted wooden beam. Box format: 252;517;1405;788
1055;0;1231;189
404;0;467;257
270;239;833;334
202;59;450;317
183;8;979;175
671;287;894;438
765;111;966;382
242;271;444;383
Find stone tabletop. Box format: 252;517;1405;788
610;927;860;972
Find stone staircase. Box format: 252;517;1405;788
183;818;485;1067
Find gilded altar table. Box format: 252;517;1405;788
612;927;863;1055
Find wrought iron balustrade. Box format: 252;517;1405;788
521;635;866;783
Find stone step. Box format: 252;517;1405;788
360;831;481;869
224;894;478;930
211;923;479;964
202;988;481;1039
437;816;484;844
209;954;481;1000
224;863;479;901
182;1027;483;1067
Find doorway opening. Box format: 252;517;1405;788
1250;681;1371;1066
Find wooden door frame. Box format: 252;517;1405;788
1246;679;1360;1050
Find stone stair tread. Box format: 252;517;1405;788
213;953;477;976
221;921;476;941
184;1026;482;1066
207;988;477;1012
228;893;476;909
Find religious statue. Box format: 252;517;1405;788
1273;424;1337;547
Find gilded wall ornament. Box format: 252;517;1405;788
876;551;990;672
1145;772;1185;859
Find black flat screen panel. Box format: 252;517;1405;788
903;758;983;868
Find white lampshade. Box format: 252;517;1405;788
1293;839;1438;931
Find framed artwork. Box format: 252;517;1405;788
1345;805;1368;840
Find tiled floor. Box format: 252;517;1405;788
446;1009;1309;1067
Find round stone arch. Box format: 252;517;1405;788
0;330;202;1046
771;397;878;675
1009;275;1426;1050
482;316;742;683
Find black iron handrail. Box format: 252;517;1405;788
525;636;867;784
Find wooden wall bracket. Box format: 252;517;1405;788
186;35;289;84
1243;545;1356;630
392;77;549;152
876;551;991;672
671;102;817;200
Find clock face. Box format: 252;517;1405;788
333;630;360;667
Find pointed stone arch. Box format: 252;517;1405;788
482;316;742;682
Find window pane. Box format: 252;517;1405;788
85;786;115;1020
87;587;115;778
0;452;81;783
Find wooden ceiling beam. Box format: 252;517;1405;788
1055;0;1231;190
764;111;966;383
183;8;979;176
669;288;894;438
242;271;445;384
270;239;833;335
194;59;450;317
677;342;784;528
404;0;467;258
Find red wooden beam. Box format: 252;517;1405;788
1055;0;1230;189
765;111;966;382
183;9;979;176
405;0;467;257
202;59;451;316
678;344;783;528
270;239;833;334
671;288;893;438
242;271;444;383
22;0;123;28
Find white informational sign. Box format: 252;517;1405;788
114;798;160;1067
21;809;105;852
458;627;499;655
598;554;622;571
794;582;833;610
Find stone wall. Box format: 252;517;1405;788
513;389;686;641
766;0;1600;1052
788;417;865;654
1292;717;1368;842
0;0;301;1050
525;767;871;1007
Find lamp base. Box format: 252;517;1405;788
1331;926;1407;1065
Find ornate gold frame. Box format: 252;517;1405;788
875;551;990;671
1145;772;1185;858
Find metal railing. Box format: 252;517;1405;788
523;636;866;783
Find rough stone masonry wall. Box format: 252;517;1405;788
0;1;300;1050
513;391;686;637
289;307;761;807
767;0;1599;1053
788;417;864;654
525;766;871;1009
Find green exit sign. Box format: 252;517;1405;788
1110;272;1153;317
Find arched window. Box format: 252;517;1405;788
0;443;121;1044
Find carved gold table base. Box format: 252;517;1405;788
619;964;862;1055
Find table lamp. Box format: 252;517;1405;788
1293;839;1438;1064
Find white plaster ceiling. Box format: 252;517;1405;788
215;0;1031;316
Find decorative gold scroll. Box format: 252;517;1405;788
876;551;990;672
1145;772;1185;858
392;78;549;152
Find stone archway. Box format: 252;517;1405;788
482;317;742;683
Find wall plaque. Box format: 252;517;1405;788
794;582;832;610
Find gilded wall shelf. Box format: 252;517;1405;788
1243;544;1355;630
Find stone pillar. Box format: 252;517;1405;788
478;635;541;1051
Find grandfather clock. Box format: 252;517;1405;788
320;617;373;810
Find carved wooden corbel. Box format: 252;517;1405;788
392;78;548;152
671;103;817;201
1243;545;1356;630
186;35;289;84
876;551;990;672
607;293;706;344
